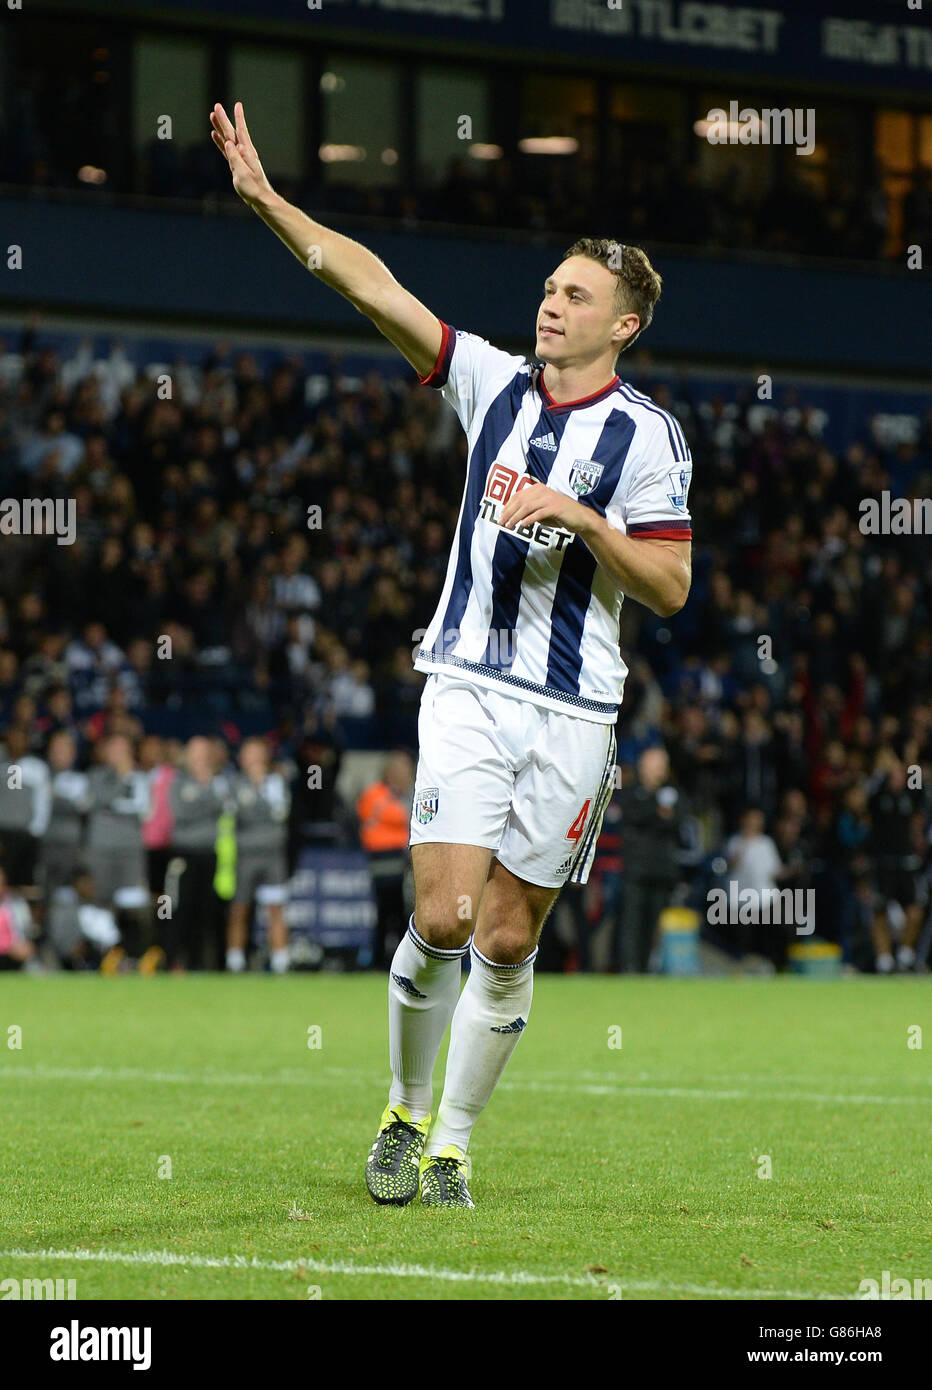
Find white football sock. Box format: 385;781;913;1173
270;947;290;974
426;941;536;1157
388;916;468;1123
226;947;246;973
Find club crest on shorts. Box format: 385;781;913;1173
414;787;439;824
569;459;604;497
667;467;691;510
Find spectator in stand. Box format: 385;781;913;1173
0;724;51;892
64;621;129;714
272;533;321;614
616;747;686;973
288;718;345;856
140;734;177;971
0;322;929;975
41;684;82;746
37;729;89;900
667;702;724;839
226;737;291;974
868;755;924;973
724;807;789;967
47;867;121;972
820;783;873;966
0;864;35;969
85;733;150;966
356;751;414;969
771;799;814;969
735;710;780;824
167;736;230;970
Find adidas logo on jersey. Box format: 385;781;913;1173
490;1016;527;1034
530;431;558;452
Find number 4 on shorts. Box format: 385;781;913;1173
565;799;591;844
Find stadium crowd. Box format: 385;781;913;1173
0;324;929;975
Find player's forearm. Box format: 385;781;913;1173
251;190;397;312
575;512;690;617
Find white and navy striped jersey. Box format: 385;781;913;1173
414;323;692;724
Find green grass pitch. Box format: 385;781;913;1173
0;973;929;1301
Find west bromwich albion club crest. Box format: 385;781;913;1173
668;467;691;510
569;459;604;497
415;787;439;824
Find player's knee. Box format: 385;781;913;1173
476;922;537;966
412;895;474;951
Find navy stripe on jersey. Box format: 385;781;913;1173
483;530;527;669
436;365;535;656
620;382;690;459
483;399;573;668
618;380;690;460
544;539;597;694
544;410;637;693
574;410;637;517
615;382;688;463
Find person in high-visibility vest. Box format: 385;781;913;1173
356;751;414;969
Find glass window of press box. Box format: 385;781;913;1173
133;34;209;195
228;45;306;183
320;56;401;190
415;66;491;186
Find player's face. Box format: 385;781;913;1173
536;256;622;366
240;742;267;779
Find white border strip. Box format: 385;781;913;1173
0;1063;927;1107
0;1247;849;1299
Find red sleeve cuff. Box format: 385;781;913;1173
417;320;455;388
627;520;692;540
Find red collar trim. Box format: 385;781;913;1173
537;369;620;412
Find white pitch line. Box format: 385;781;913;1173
0;1063;316;1088
0;1062;927;1107
539;1067;930;1089
0;1247;849;1300
505;1079;929;1106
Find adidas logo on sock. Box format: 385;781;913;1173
392;973;427;999
491;1016;527;1034
530;431;557;452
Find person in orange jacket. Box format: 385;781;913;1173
356;751;414;968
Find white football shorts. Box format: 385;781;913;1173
409;673;617;887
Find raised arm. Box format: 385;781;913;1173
210;102;442;379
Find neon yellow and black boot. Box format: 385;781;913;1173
365;1104;431;1206
419;1146;474;1208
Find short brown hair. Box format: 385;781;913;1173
563;237;662;355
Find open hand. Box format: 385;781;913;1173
210;101;274;208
